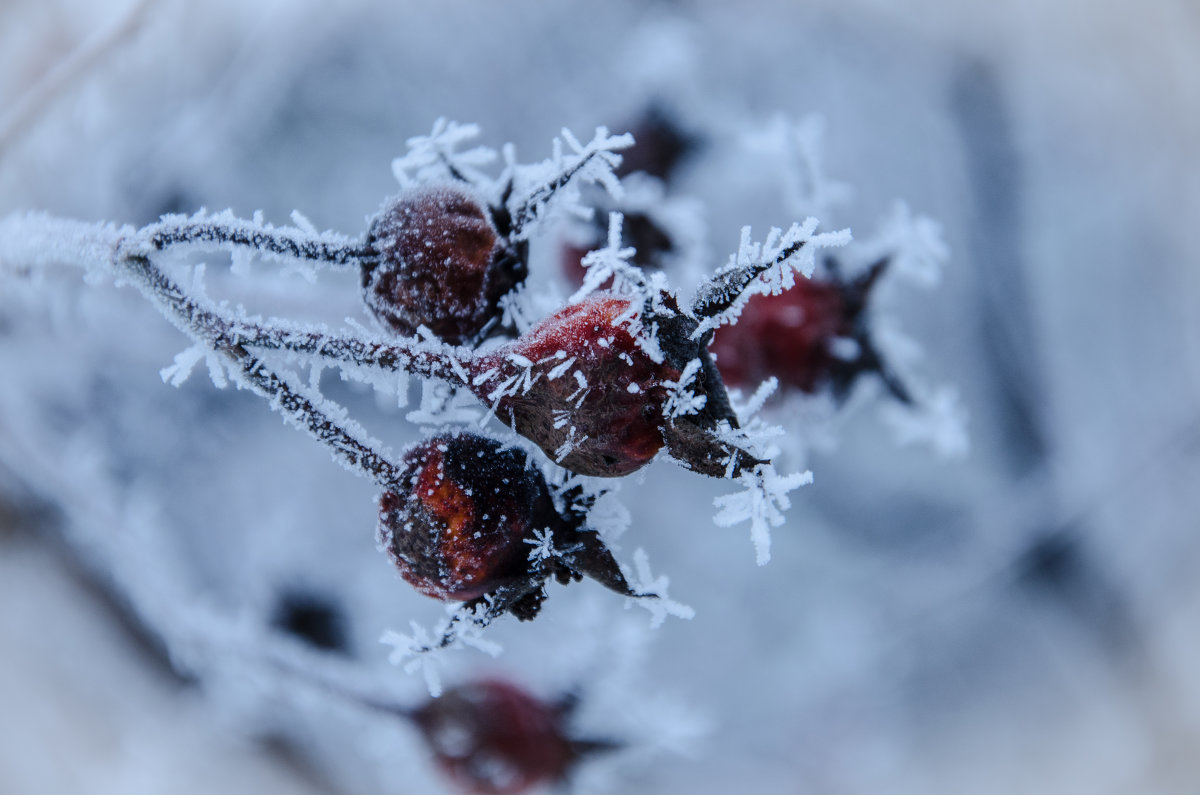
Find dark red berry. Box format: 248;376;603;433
614;105;697;182
709;258;910;402
710;276;847;393
468;291;763;479
473;293;681;478
377;433;642;619
378;433;558;601
412;679;590;795
362;186;520;345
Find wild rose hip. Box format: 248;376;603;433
710;258;910;402
412;679;610;795
469;291;759;479
362;186;523;345
379;433;558;601
378;432;648;622
474;293;674;477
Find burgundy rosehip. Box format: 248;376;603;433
362;185;520;345
709;259;908;402
710;276;847;393
377;433;558;601
473;293;682;478
411;679;586;795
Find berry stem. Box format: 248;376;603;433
233;323;470;385
690;238;809;325
507;132;632;236
131;215;371;270
119;253;407;489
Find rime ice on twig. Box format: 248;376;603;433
121;209;368;271
119;254;407;489
507;127;634;238
570;212;660;304
661;359;708;421
0;212;125;279
690;221;851;339
391;118;499;188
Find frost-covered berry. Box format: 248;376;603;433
377;432;642;617
362;186;521;345
378;433;558;601
412;679;595;795
710;258;909;401
470;292;760;479
474;293;680;477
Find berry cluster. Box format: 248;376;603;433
0;116;945;793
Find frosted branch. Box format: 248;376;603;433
690;221;851;338
119;254;406;489
508;126;634;238
122;209;368;271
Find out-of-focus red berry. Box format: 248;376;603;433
377;434;557;601
709;277;849;394
362;186;517;345
412;679;580;795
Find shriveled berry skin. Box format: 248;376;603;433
475;293;682;478
710;277;849;393
362;186;516;345
413;679;577;795
378;434;557;601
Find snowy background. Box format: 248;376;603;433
2;0;1199;793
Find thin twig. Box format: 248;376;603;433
119;253;407;489
138;216;370;269
690;238;807;322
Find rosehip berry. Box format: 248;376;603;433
377;432;646;620
474;293;679;478
362;186;522;345
709;258;910;402
412;679;607;795
471;292;760;479
378;433;558;602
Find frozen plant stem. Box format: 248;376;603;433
137;215;370;269
690;237;812;328
119;253;408;489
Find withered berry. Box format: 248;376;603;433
378;432;646;622
412;679;607;795
362;186;521;345
710;258;910;402
378;433;558;602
